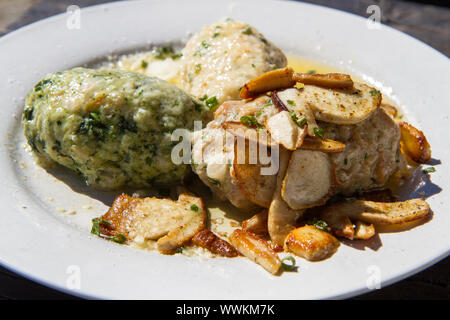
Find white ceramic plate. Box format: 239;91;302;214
0;0;449;300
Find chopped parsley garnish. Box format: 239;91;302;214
290;111;307;128
90;218;111;236
307;70;316;74
172;52;182;59
370;89;380;96
364;152;369;160
23;107;34;121
205;96;219;110
213;32;220;38
91;218;127;244
240;115;261;128
287;100;295;106
313;127;325;139
423;167;436;174
141;60;148;68
111;234;127;244
199;94;208;101
190;204;199;212
251;63;255;68
242;27;253;35
307;217;330;232
194;64;202;74
152;46;175;59
201;40;210;48
281;256;297;271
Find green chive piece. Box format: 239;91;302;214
423;167;436;174
90;218;111;236
194;64;202;74
201;40;209;48
171;52;182;59
290;111;307;128
307;70;316;74
240;115;261;128
281;256;297;271
175;247;184;253
313;127;325;139
205;96;219;110
111;234;127;244
307;217;330;232
190;204;199;212
141;60;148;68
242;27;252;35
24;107;34;121
370;90;380;96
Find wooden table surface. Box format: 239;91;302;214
0;0;449;300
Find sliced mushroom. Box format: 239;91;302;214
398;121;431;164
229;229;281;275
293;73;353;88
300;136;345;153
268;147;304;246
281;149;335;210
298;83;381;125
272;88;318;136
284;225;340;261
240;67;295;99
233;139;278;208
319;198;430;226
264;111;307;150
99;193;206;254
242;210;269;236
192;229;239;257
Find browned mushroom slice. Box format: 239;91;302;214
98;193;206;254
319;198;430;226
281;149;335;210
268;147;304;246
398;121;431;164
229;229;281;274
240;67;295;99
192;230;239;257
264;111;307;150
293;73;353;88
284;225;340;261
353;221;376;240
298;83;381;125
242;210;268;236
300;136;345;153
233;139;278;208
